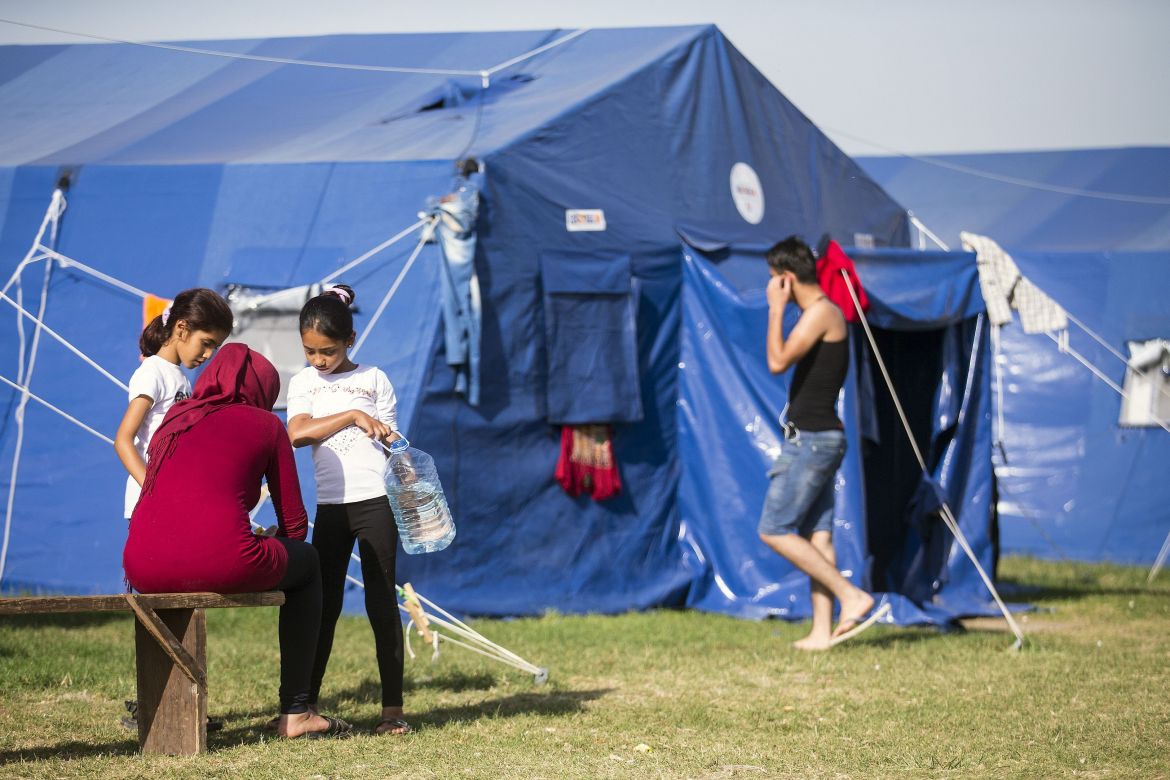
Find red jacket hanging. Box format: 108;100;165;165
816;240;869;322
555;424;622;501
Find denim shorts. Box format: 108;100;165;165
758;427;846;537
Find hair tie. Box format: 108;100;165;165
323;285;352;305
161;306;172;327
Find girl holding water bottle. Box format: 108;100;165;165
285;284;410;736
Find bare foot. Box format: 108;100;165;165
277;711;331;738
832;590;875;638
792;634;832;652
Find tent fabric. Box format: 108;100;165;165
0;26;1031;627
992;249;1170;563
857;147;1170;252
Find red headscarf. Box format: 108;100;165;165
141;343;280;495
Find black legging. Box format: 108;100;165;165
309;496;404;708
274;537;322;714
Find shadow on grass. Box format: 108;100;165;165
411;687;612;730
997;578;1161;603
0;736;139;764
0;612;128;630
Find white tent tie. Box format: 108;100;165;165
319;217;430;285
352;216;438;357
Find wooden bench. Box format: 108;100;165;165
0;591;284;756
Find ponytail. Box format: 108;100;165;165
139;314;169;357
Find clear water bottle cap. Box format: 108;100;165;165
388;437;410;454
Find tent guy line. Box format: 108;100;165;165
828;125;1170;206
0;17;590;87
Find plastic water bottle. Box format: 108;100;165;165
383;439;456;554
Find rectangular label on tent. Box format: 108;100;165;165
853;232;875;249
566;209;607;232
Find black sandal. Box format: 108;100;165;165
294;715;353;740
374;717;412;736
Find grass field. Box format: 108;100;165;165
1;557;1168;779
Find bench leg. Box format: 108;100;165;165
134;607;208;755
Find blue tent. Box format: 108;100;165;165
860;149;1170;564
0;26;1006;623
857;147;1170;252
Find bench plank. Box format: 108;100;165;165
0;591;284;615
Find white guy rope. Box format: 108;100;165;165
39;247;151;300
839;269;1026;648
827;126;1170;206
0;18;588;88
0;373;115;445
319;217;429;285
0;291;130;392
0;261;54;584
1048;331;1127;397
1;189;64;298
1063;310;1129;366
908;212;950;251
1148;530;1170;584
351;217;437;357
483;28;591;79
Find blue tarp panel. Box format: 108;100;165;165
858;147;1170;252
993;249;1170;563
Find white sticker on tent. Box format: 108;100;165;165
730;162;764;225
566;209;607;232
853;232;875;249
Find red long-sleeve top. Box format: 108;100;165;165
123;404;307;593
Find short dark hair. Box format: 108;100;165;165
139;287;234;357
299;284;357;340
765;236;817;285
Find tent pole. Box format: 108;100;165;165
839;268;1025;649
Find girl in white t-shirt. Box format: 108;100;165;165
114;288;234;519
285;284;410;737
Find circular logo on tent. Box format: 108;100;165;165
730;162;764;224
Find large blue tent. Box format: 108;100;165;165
0;26;1007;623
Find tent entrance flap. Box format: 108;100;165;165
860;326;947;598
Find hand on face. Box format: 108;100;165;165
766;273;792;309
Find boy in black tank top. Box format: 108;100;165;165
759;236;883;650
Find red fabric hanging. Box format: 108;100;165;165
816;240;869;322
555;424;622;501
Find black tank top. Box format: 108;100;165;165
788;338;848;431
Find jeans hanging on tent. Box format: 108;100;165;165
429;174;482;406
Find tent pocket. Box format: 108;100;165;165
540;251;643;424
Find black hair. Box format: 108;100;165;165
765;235;818;285
299;284;357;340
139;287;234;357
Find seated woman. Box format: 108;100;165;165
123;343;349;739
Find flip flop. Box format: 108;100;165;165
286;715;353;740
374;717;412;736
829;602;891;647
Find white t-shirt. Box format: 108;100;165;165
124;355;191;517
285;364;400;505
